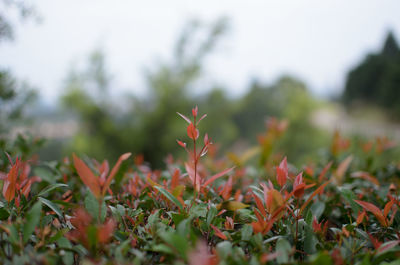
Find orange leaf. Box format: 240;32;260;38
383;199;395;219
73;154;101;198
318;161;332;182
252;193;267;218
266;189;284;214
187;123;199;140
368;233;382;249
203;167;235;188
356;210;366;225
171;168;180;189
210;224;227;240
351;172;379;186
300;181;330;213
97;218;116;244
263;204;287;234
219;176;233;200
355;200;387;227
2;161;19;202
335;155;353;184
276;157;288;187
103;152;131;195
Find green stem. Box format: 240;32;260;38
98;197;103;223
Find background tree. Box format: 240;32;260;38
343;31;400;118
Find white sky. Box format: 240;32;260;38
1;0;400;104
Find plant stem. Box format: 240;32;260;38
193;115;199;204
294;200;299;246
98;198;102;223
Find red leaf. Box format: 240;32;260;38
177;140;187;148
252;193;267;218
378;240;400;253
203;167;235;187
355;200;387;226
276;157;288;187
356;210;366;225
368;233;382;249
300;181;330;213
197;114;207;124
383;199;395;219
187;123;199;140
171;168;180;189
219;176;233;200
97;218;116;244
318;161;332;182
73;154;101;198
293;172;305;198
192;106;198;117
185;163;200;191
210;224;227;240
2;161;19;202
351;171;379;186
103;152;131;195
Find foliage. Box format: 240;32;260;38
61;19;325;167
0;106;400;265
343;31;400;118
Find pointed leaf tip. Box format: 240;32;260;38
121;153;132;160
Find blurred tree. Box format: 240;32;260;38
0;1;42;168
61;17;326;167
0;0;37;42
0;0;38;133
62;50;127;161
198;88;238;148
62;18;230;167
343;31;400;118
233;76;327;163
0;70;37;133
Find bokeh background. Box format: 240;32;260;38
1;0;400;167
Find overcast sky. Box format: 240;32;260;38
1;0;400;104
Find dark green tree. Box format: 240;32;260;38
343;31;400;118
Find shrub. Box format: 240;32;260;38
0;107;399;265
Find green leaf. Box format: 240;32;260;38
152;244;175;255
84;191;106;222
170;212;187;226
23;202;42;243
189;203;207;218
276;238;291;264
39;197;63;219
309;252;333;265
57;237;74;265
0;207;10;220
310;201;325;221
159;231;188;259
304;224;317;254
8;224;19;245
33;166;58;183
87;225;98;249
216;241;232;260
38;183;68;197
154;186;183;211
206;205;217;225
339;188;361;213
241;224;253;241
